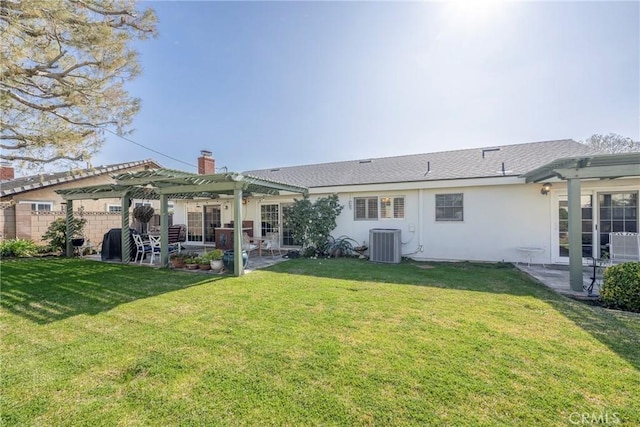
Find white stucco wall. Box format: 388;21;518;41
170;176;639;264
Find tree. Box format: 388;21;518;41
0;0;157;169
582;133;640;154
287;194;344;255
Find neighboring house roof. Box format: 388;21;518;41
0;159;161;197
244;139;599;188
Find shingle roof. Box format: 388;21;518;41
243;139;599;188
0;159;161;197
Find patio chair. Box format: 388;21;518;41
587;232;639;295
168;224;186;253
609;232;639;263
147;235;162;264
132;233;153;264
242;232;258;257
262;232;282;258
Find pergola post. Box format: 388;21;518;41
121;193;131;263
65;199;74;257
567;178;583;291
233;187;243;276
160;194;169;267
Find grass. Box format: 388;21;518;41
1;257;639;426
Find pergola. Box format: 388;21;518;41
522;152;640;291
56;169;308;276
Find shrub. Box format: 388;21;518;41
42;217;87;253
324;235;359;258
287;194;343;254
600;262;640;313
0;239;38;258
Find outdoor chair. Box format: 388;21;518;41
587;232;639;295
168;224;186;253
147;235;162;265
262;232;282;257
242;232;258;257
132;233;153;264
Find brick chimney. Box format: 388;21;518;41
0;161;14;180
197;150;215;175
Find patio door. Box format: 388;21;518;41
186;204;221;244
554;191;638;263
555;194;593;263
597;192;638;258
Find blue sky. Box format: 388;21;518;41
94;0;639;174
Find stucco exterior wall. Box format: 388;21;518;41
171;176;639;264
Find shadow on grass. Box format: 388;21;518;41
267;257;640;371
1;258;222;324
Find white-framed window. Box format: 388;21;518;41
435;193;464;221
107;204;122;213
134;202;152;208
19;201;52;211
354;197;378;220
380;196;405;219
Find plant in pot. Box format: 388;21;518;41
184;254;199;270
195;255;211;271
203;249;224;272
133;205;155;235
169;252;189;268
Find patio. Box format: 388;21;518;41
86;244;290;273
515;263;601;300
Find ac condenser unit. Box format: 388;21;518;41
369;229;401;264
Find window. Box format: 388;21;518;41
354;197;378;220
20;201;52;211
436;193;463;221
108;205;122;213
380;196;405;219
261;204;280;236
134;202;151;208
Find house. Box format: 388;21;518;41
0;159;162;244
171;139;639;268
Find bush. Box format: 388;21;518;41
42;217;87;253
600;262;640;313
0;239;38;258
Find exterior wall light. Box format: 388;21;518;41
540;182;552;195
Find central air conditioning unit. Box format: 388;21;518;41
369;229;401;264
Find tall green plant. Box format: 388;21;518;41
42;217;87;253
287;194;343;253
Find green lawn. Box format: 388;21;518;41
2;258;639;426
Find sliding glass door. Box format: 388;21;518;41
556;191;638;262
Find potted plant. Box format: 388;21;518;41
169;252;188;268
184;254;199;270
203;249;224;272
195;255;211;271
133;205;155;234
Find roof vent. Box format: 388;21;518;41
359;160;372;164
270;168;280;172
